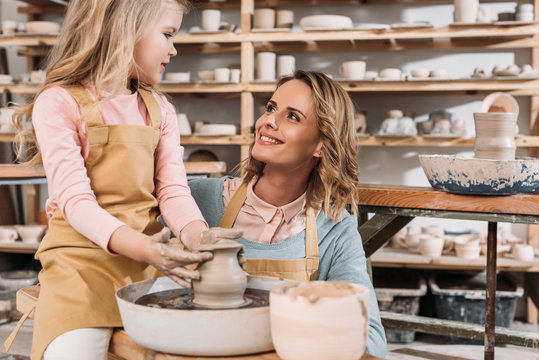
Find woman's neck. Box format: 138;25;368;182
253;169;309;207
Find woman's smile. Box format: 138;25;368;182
259;133;283;145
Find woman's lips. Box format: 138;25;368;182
259;134;283;144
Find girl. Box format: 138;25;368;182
188;70;387;358
13;0;212;358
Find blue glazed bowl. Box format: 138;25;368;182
419;155;539;195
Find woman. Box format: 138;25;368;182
189;70;386;357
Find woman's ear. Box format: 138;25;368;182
313;141;323;158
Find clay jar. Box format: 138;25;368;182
192;239;247;308
270;281;369;360
473;112;517;160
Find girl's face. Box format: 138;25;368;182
252;79;322;173
132;1;182;84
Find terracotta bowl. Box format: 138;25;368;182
26;21;60;34
419;155;539;195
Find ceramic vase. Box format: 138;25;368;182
473;112;517;160
192;240;247;308
454;0;479;24
270;281;369;360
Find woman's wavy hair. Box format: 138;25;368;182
241;70;359;221
13;0;191;165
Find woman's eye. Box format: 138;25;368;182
266;105;275;112
289;113;299;121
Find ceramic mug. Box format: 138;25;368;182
277;55;295;78
214;67;231;82
339;61;366;80
453;0;479;23
517;12;534;22
254;8;275;29
276;10;294;28
230;69;241;83
202;9;221;32
0;227;17;243
256;52;276;81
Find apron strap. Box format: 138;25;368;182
218;182;248;228
4;304;35;351
305;206;319;280
137;88;163;129
65;85;104;128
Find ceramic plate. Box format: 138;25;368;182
449;22;494;27
390;22;433;30
407;76;451;81
301;26;354;31
355;23;390;30
494;20;537;26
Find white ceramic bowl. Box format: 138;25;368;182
198;70;215;81
0;270;38;290
26;21;60;34
481;92;519;113
15;225;46;243
419;154;539;195
165;72;190;82
299;15;352;30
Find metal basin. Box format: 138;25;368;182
116;275;291;356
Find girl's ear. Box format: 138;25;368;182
313;141;323;158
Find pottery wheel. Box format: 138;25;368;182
135;287;269;310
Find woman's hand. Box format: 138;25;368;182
108;225;212;288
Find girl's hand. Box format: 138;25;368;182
200;227;243;245
148;227;213;288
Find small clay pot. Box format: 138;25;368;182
192;240;247;308
419;236;445;257
473;112;517;161
270;281;369;360
513;244;535;262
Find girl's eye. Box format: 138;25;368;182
266;104;275;113
164;33;173;39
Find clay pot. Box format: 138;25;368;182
453;235;481;259
513;244;535;262
453;0;479;23
192;240;247;308
419;236;445;257
473;112;517;161
270;281;369;360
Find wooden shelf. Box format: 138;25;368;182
0;34;56;46
372;247;539;272
0;165;45;179
0;242;39;254
181;134;252;145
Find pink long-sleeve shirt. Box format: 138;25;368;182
32;83;205;251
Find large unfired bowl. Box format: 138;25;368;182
116;275;294;356
419;154;539;195
299;15;352;29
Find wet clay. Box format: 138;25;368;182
192;238;247;308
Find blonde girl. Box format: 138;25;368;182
188;70;387;358
12;0;214;358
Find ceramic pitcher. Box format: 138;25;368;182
473;112;517;160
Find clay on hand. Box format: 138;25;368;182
201;227;243;245
149;227;213;288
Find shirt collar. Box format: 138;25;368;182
246;178;307;224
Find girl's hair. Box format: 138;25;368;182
242;70;359;221
14;0;191;165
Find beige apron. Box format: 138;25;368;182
30;85;164;359
219;182;319;282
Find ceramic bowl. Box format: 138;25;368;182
0;270;38;290
299;15;353;30
165;72;190;82
0;75;13;84
15;225;46;243
198;70;215;81
26;21;60;34
419;155;539;195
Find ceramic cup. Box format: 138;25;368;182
476;6;491;23
411;68;429;78
1;20;17;35
270;281;369;360
276;10;294;28
202;9;221;32
277;55;295;78
254;8;276;29
0;227;17;243
256;52;277;81
380;68;402;80
517;12;534;22
513;244;535;261
230;68;241;83
453;0;479;23
364;71;378;80
177;113;192;135
473;112;517;160
339;61;366;80
214;67;231;82
419;236;445;257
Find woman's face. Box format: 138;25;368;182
132;1;182;84
252;79;322;172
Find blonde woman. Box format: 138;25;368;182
188;70;387;357
12;0;214;358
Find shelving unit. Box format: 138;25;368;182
1;0;538;275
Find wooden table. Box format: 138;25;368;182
108;329;383;360
356;184;539;360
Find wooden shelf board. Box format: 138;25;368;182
155;83;243;93
0;242;40;254
0;165;45;179
181;134;253;145
0;35;56;46
372;247;539;272
358;183;539;216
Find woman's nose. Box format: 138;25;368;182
265;113;277;128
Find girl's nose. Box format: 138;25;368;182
169;45;178;57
